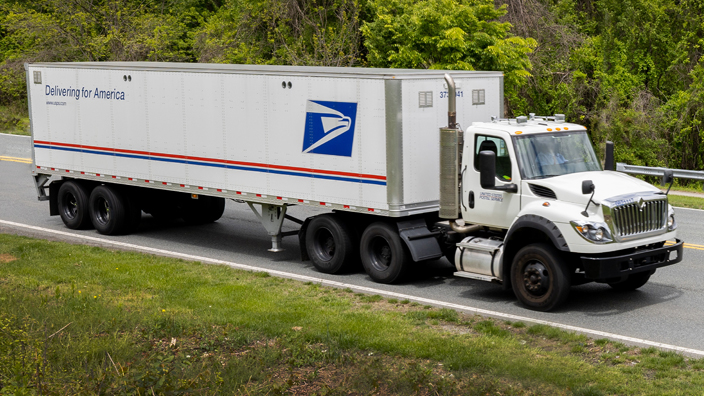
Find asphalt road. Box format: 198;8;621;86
2;133;704;352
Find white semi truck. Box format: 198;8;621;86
25;62;683;311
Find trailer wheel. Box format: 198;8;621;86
89;185;129;235
511;243;570;311
182;197;226;224
305;215;356;274
608;271;653;291
57;181;92;229
360;222;409;284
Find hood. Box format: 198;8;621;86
525;171;663;206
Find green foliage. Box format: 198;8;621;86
195;0;364;66
361;0;535;106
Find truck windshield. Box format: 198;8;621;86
513;131;601;180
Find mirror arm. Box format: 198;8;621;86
493;184;518;193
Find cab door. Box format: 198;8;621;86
461;132;521;228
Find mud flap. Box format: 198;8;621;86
397;219;443;262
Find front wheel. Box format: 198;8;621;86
608;271;653;291
360;222;409;284
511;243;570;311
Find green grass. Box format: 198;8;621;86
0;105;30;136
668;194;704;210
2;233;704;395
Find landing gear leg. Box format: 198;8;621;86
247;203;289;252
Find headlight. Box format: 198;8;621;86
570;220;613;244
668;205;677;231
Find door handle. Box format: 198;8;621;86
469;191;475;209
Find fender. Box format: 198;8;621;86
501;214;570;288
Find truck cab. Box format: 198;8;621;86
443;112;683;311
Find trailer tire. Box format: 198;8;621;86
57;181;92;229
182;196;226;225
360;222;409;284
511;243;570;311
89;185;129;235
306;215;356;274
608;271;653;291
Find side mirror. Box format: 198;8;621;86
604;141;614;171
582;180;594;195
479;150;496;189
661;170;674;186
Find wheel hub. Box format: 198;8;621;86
370;237;392;271
523;261;549;295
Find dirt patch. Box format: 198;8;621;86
0;254;17;263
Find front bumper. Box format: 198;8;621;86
580;239;683;280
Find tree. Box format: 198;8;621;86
361;0;536;112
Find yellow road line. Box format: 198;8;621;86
0;156;32;164
665;241;704;251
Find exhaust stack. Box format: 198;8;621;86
439;74;462;219
444;73;457;128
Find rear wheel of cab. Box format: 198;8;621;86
305;214;357;274
360;222;409;284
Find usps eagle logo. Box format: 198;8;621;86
302;100;358;157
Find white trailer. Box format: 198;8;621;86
27;62;683;311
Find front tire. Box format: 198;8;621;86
360;222;409;284
511;243;570;311
305;214;356;274
89;185;129;235
57;181;92;229
608;271;653;291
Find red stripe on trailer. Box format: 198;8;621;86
298;199;304;202
145;180;149;183
256;194;261;197
81;172;85;175
96;174;100;177
34;140;387;181
367;208;374;212
277;197;282;200
162;182;167;185
217;189;222;192
344;205;350;208
180;184;185;187
128;178;133;181
198;186;203;190
320;202;326;206
112;176;117;178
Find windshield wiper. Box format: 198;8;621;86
532;174;562;179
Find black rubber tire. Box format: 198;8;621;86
305;214;357;274
182;196;226;225
608;271;653;291
89;185;129;235
511;243;571;311
360;222;409;284
57;181;92;229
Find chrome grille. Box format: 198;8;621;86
611;199;667;237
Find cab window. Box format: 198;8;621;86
474;135;512;182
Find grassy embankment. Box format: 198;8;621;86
0;105;29;136
1;233;704;395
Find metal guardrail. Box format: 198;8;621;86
616;163;704;182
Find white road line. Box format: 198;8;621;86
2;218;704;358
0;133;30;138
